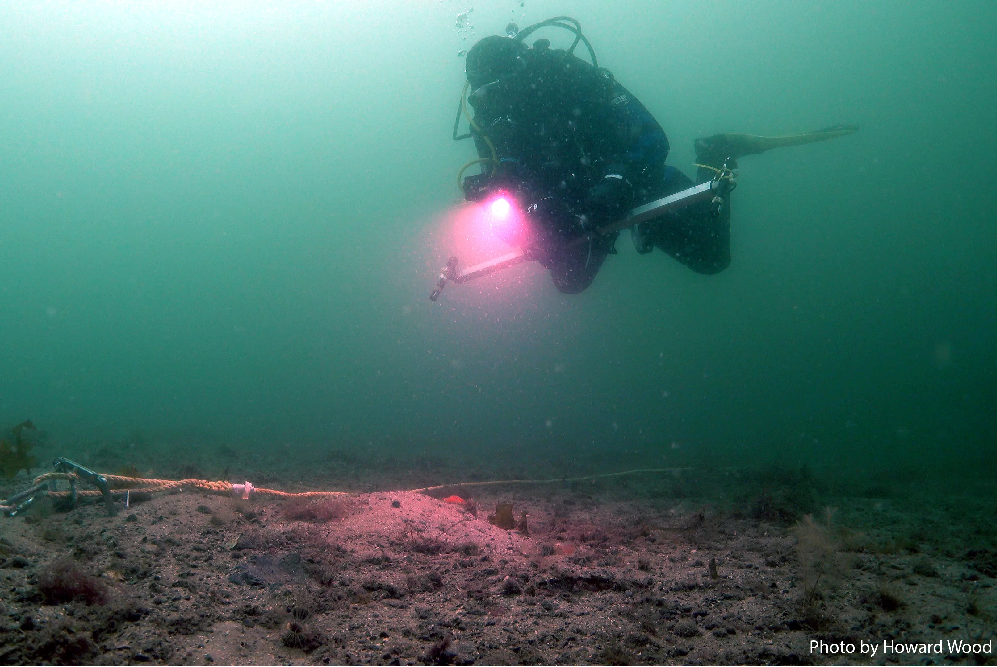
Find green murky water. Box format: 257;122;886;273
1;1;994;488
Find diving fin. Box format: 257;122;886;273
695;124;858;166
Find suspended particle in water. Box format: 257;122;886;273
933;341;952;369
458;49;467;57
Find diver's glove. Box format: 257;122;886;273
585;172;634;225
462;159;526;202
462;173;494;202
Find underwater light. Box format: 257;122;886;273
483;193;524;245
489;196;511;220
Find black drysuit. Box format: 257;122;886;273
466;44;730;293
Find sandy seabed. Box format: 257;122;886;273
0;466;994;666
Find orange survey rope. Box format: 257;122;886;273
30;472;350;500
2;457;693;517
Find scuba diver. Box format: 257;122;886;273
447;17;856;295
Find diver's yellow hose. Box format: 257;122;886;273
456;158;496;191
457;81;498;192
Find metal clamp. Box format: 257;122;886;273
1;482;49;517
708;159;738;215
53;458;116;516
429;257;459;301
712;159;738;189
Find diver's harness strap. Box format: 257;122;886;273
428;167;736;301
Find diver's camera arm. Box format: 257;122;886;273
428;178;725;301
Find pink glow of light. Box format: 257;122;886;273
483;193;527;246
490;196;511;220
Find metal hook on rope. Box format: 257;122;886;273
429;257;459;302
695;158;738;216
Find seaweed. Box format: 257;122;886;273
597;639;636;666
406;571;444;593
964;548;997;578
424;635;455;665
281;497;350;523
0;420;38;479
488;502;516;530
408;538;447;555
868;585;904;612
30;619;97;664
453;541;480;557
735;465;823;524
37;559;108;606
791;508;844;630
281;621;325;652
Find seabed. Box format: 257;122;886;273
0;444;994;666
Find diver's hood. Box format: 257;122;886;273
465;35;529;90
